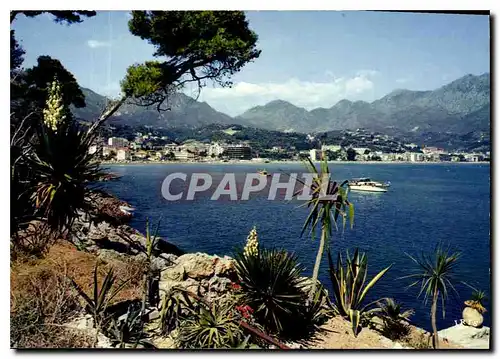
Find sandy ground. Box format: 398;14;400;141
301;317;462;350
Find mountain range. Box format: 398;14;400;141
72;73;490;137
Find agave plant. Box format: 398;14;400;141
463;284;488;314
68;265;130;345
159;287;196;335
402;244;460;349
373;298;414;340
296;154;354;302
107;303;156;348
234;247;308;336
327;248;391;337
177;300;245;349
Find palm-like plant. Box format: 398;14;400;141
327;248;391;336
403;245;461;349
296;154;354;302
374;298;414;340
234;248;308;336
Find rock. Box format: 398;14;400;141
463;307;484;328
214;256;236;276
151;329;179;349
63;314;114;348
65;314;95;331
160;277;200;295
438;324;490;349
177;253;216;279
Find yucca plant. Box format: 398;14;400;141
296;154;354;302
234;247;309;337
177;300;245;349
23;78;106;233
373;298;414;340
68;264;130;346
327;248;391;337
402;244;460;349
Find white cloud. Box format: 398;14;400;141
196;72;377;116
396;76;413;84
87;40;111;49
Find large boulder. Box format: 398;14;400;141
159;253;237;302
438;324;490;349
462;307;484;328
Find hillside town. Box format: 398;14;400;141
93;127;490;164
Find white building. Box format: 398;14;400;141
410;152;424;162
208;142;226;157
116;148;130;161
309;149;323;161
108;137;129;148
174;150;196;161
353;147;370;155
321;144;342;152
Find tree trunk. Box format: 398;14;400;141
431;287;439;349
309;225;327;302
87;96;127;134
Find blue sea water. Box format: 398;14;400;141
101;162;491;332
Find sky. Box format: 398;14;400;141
12;11;490;117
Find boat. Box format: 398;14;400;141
348;178;390;192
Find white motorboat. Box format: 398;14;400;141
348;178;390;193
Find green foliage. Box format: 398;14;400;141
234;247;328;338
159;288;196;335
231;335;261;349
373;298;414;340
122;11;260;105
402;244;460;349
403;245;460;318
346;148;357;161
25;56;86;109
10;30;25;71
121;61;165;98
107;303;155;348
327;248;391;337
177;300;245;349
25;118;104;231
471;289;487;306
68;265;130;332
297;154;354;300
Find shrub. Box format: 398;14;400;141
176;300;245;349
327;248;391;337
373;298;414;340
235;246;330;339
10;261;83;348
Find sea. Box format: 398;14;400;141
100;162;491;332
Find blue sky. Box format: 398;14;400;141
12;11;490;116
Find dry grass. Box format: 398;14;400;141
11;241;146;348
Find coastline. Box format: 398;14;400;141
100;160;490;166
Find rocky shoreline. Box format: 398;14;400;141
16;189;488;349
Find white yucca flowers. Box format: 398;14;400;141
42;78;66;132
243;226;259;258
